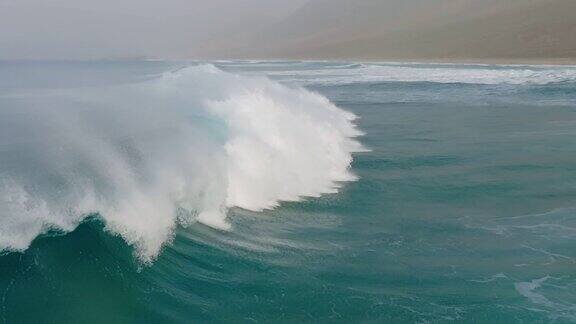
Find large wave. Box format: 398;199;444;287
0;65;364;262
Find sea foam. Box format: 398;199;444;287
264;62;576;86
0;65;364;262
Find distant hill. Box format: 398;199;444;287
202;0;576;63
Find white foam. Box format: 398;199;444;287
0;65;364;262
515;276;576;321
266;63;576;86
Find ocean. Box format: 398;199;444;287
1;60;575;323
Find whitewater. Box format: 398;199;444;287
0;64;363;262
2;60;576;323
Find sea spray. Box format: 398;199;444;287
0;65;363;262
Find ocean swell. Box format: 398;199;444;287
0;65;364;262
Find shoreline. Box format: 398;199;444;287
191;55;576;67
3;57;576;67
359;57;576;67
230;56;576;67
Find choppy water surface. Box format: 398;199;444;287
1;60;576;323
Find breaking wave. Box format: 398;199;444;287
261;62;576;86
0;65;364;262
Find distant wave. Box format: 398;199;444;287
265;63;576;86
0;65;364;262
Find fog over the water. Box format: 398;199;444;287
1;0;575;62
0;0;307;59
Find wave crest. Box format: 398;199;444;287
0;65;364;261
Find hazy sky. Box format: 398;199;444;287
4;0;571;62
0;0;307;59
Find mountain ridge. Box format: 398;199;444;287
200;0;576;63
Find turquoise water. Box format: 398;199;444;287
1;61;576;323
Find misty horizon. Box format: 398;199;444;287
0;0;308;60
2;0;576;63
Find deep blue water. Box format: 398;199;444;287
1;60;576;323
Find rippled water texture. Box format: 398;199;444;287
1;60;575;323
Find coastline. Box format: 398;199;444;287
360;57;576;67
193;53;576;67
215;56;576;67
3;57;576;68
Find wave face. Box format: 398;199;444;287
0;65;363;261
